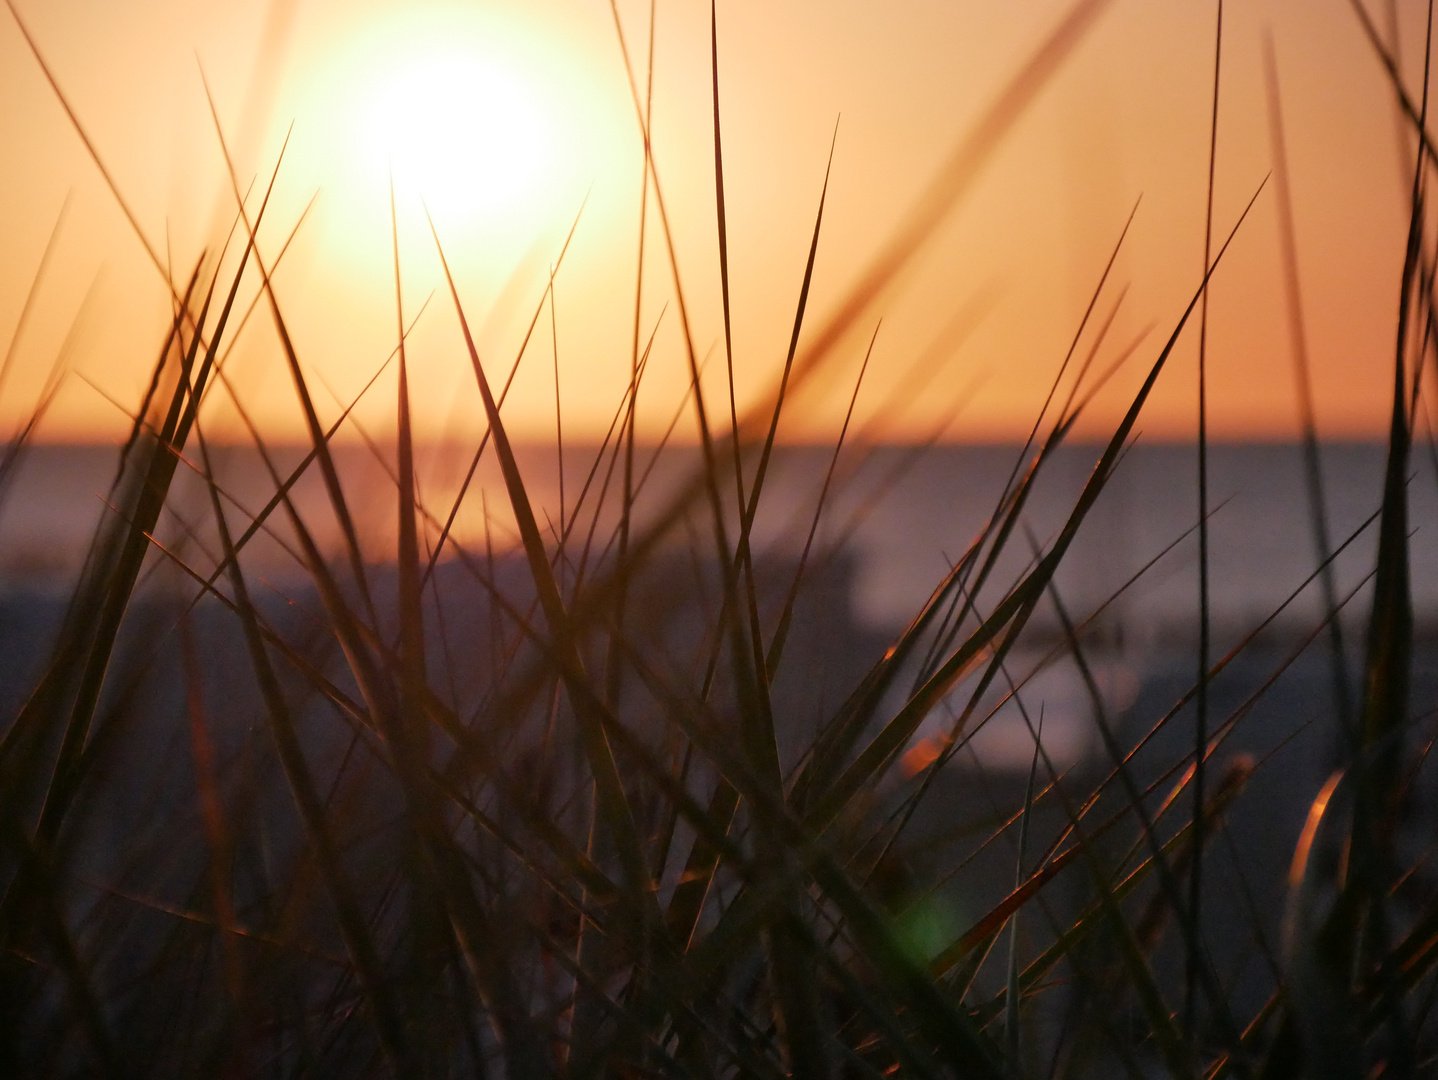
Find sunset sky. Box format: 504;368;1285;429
0;0;1430;445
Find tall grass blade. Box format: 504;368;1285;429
202;78;378;628
739;120;838;568
194;427;413;1073
1189;0;1223;1038
595;0;1117;621
806;176;1266;835
26;133;285;851
910;201;1138;695
421;201;589;591
606;0;657;743
710;0;745;525
1004;710;1043;1077
1044;572;1249;1069
427;218;658;934
390;179;425;707
766;321;878;676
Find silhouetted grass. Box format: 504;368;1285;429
1;1;1437;1078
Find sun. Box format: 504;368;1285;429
353;47;557;231
265;1;633;426
287;4;614;261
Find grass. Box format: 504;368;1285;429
1;0;1438;1077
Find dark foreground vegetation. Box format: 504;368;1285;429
2;0;1438;1076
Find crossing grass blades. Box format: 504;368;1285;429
1;0;1437;1076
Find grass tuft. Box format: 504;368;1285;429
1;1;1437;1077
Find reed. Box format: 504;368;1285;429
0;1;1435;1077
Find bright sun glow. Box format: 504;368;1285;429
354;49;557;230
289;4;614;268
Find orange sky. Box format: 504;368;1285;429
0;0;1430;445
